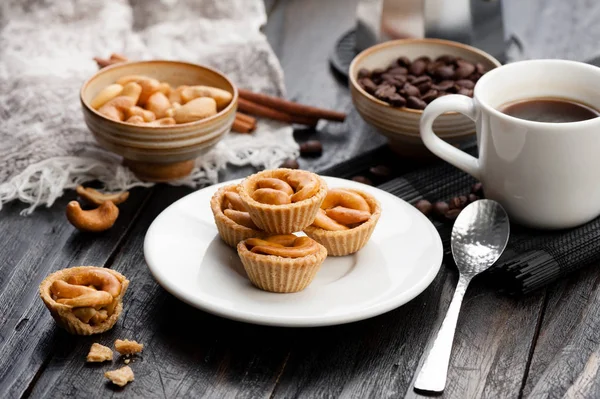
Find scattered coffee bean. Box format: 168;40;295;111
417;81;432;94
445;209;462;220
407;96;427;110
455;79;475;89
352;175;373;185
359;78;377;94
299;140;322;157
433;201;449;216
401;83;420;98
421;89;439;103
357;68;371;79
369;165;392;177
280;158;299;169
457;88;473;97
468;193;479;203
471;182;483;196
396;56;411;68
415;199;433;216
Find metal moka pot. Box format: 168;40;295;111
355;0;505;60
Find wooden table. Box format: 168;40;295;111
3;0;600;397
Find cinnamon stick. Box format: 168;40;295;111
94;53;129;69
232;117;254;133
237;98;318;126
235;112;257;127
238;89;346;122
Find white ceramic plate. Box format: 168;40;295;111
144;176;443;327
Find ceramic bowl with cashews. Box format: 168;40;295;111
80;60;238;181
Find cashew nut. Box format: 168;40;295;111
90;84;123;109
146;91;171;119
158;82;172;96
125;115;145;124
97;96;136;121
166;97;217;124
127;106;156;122
76;185;129;206
168;85;188;104
121;82;142;104
66;201;119;232
115;75;160;105
180;85;233;110
146;117;176;126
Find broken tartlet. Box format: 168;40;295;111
238;169;327;234
210;184;265;247
237;234;327;293
39;266;129;335
304;188;381;256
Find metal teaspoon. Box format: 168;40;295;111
414;199;510;393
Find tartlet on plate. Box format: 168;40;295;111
39;266;129;335
210;184;265;247
237;234;327;293
304;188;381;256
238;169;327;234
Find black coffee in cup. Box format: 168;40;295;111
500;98;599;123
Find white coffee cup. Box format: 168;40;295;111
420;59;600;229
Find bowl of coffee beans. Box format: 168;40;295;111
349;38;500;157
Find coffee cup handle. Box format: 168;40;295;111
420;95;481;181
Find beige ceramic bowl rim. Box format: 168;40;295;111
349;38;502;115
80;60;238;130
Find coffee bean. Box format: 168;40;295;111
433;201;449;216
434;65;455;80
458;195;468;207
359;78;377;94
448;197;461;209
371;68;385;78
471;182;483;196
415;199;433;216
417;81;432;94
415;56;432;63
280;158;299;169
435;54;457;65
396;56;412;68
352;175;373;185
421;89;439;103
469;73;482;82
457;88;473;97
357;68;371;79
407;75;417;83
411;75;432;86
369;165;392;177
454;60;476;79
401;83;420;98
445;209;462;220
433;80;455;92
406;96;427;110
374;83;396;100
455;79;475;89
388;93;407;107
409;59;427;76
299;140;323;157
468;194;479;203
476;62;487;74
381;74;405;88
388;67;408;76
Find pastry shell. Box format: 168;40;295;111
303;189;381;256
39;266;129;335
210;184;265;248
237;239;327;293
238;169;328;234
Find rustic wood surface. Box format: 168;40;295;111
2;0;600;398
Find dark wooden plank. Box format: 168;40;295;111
521;266;600;398
0;188;153;398
28;186;292;398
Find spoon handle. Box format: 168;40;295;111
414;275;472;393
